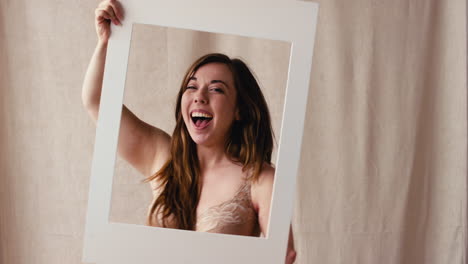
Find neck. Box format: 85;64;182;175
196;143;229;171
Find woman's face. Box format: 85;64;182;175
181;62;238;147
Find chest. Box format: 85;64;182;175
194;170;259;236
196;171;247;215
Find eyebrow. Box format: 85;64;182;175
188;77;230;88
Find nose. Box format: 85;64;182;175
194;89;208;104
194;98;207;104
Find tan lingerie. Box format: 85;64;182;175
149;177;261;237
195;178;261;237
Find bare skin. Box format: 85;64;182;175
83;1;296;263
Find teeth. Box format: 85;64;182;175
191;111;213;118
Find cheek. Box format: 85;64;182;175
215;99;237;121
226;97;238;116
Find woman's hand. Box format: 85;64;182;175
94;0;124;44
286;247;297;264
285;225;297;264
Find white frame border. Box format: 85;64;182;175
83;1;318;263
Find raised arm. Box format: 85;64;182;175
82;0;171;178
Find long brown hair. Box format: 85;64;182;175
145;53;274;230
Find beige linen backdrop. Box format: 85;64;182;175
0;0;466;263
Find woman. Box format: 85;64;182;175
83;0;296;263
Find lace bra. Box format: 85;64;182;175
149;177;261;237
195;178;261;237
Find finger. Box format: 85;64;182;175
107;3;122;25
108;0;124;21
95;9;112;22
287;251;297;264
98;0;112;8
103;5;120;25
285;250;296;264
101;0;123;23
95;7;120;25
96;11;118;28
96;2;120;22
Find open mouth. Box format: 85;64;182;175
191;110;213;129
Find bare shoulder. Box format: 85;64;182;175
251;163;275;210
254;163;275;185
250;163;275;235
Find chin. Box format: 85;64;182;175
188;132;211;146
185;120;223;147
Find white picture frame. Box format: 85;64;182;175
83;0;318;263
